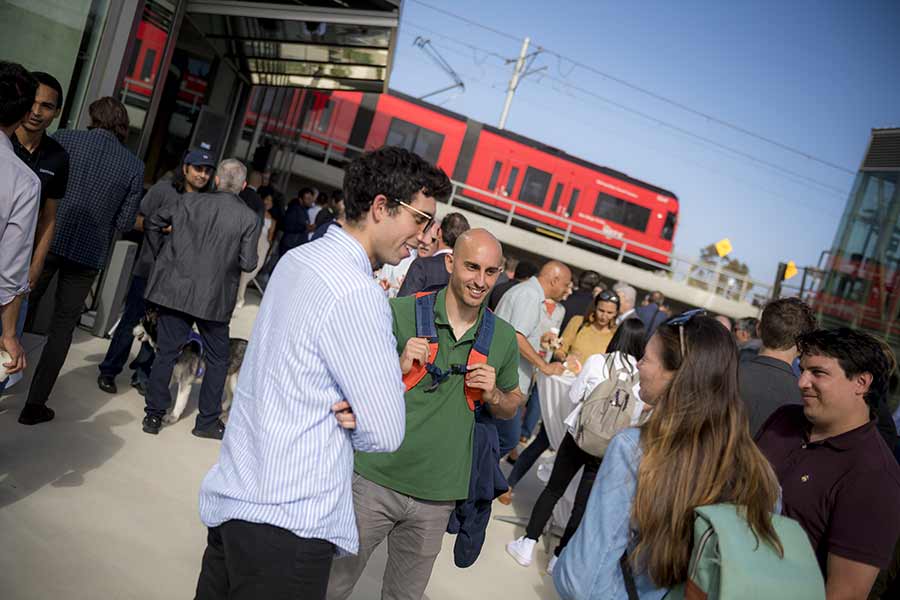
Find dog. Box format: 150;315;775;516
133;308;248;424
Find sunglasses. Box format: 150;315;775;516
596;291;620;305
395;199;435;233
665;308;707;357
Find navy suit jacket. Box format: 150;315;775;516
397;252;451;297
633;303;668;336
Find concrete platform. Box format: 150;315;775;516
0;293;561;600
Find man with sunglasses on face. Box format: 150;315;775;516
96;150;215;395
195;147;447;600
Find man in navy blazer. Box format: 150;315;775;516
397;212;470;296
633;290;668;336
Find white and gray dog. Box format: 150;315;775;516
133;308;248;424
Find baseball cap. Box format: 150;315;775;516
184;150;216;168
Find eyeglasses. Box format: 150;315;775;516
395;199;435;233
665;308;706;357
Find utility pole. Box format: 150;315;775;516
498;37;548;129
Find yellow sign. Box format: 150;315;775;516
784;261;799;280
714;238;733;257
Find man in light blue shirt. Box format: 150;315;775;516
194;147;451;600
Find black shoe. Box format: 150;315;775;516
18;404;55;426
97;375;117;394
192;420;226;440
131;380;147;397
142;415;162;435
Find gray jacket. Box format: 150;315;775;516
144;190;260;322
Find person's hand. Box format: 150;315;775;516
332;401;356;430
540;331;560;350
400;337;431;375
0;334;26;375
162;225;172;234
465;363;497;401
541;362;565;377
28;262;43;291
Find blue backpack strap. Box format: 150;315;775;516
414;292;439;342
471;309;495;357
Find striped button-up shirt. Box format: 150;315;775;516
0;131;40;306
199;225;406;554
50;128;143;269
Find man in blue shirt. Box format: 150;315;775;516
19;97;143;426
194;147;451;600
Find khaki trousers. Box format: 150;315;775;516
326;473;456;600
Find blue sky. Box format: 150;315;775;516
387;0;900;284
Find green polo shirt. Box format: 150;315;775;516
353;288;520;501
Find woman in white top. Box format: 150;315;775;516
235;193;276;312
506;318;647;572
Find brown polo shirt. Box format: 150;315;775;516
756;405;900;574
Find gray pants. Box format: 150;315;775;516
326;473;456;600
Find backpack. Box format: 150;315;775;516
573;352;641;457
401;291;496;410
622;504;825;600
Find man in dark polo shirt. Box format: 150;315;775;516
739;297;816;435
756;328;900;599
12;72;69;292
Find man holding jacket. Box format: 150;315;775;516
141;158;260;439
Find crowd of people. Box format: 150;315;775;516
3;59;900;600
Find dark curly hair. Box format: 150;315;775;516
797;328;894;407
759;297;816;350
0;61;38;128
342;146;451;223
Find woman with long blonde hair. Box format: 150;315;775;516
553;311;783;599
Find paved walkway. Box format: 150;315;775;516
0;295;562;599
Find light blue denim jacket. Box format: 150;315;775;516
553;427;667;600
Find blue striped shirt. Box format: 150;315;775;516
199;225;406;554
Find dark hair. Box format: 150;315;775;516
514;260;538;280
331;189;344;202
440;212;470;248
342;146;451;223
172;161;212;194
298;187;314;198
733;317;759;336
578;270;601;290
797;328;892;408
88;97;129;143
0;61;38;128
759;297;816;350
32;71;63;110
646;290;665;305
606;317;647;359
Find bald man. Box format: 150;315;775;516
493;260;572;455
328;228;523;599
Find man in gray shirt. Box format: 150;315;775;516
739;298;816;435
97;150;215;395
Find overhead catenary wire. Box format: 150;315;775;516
407;0;857;176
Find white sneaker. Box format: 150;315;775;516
506;536;536;567
547;555;558;575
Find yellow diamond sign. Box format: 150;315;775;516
714;238;733;257
784;261;798;280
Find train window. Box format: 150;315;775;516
550;183;564;212
488;161;503;192
661;211;677;240
140;49;156;81
567;188;580;217
507;167;520;195
128;41;142;79
386;118;444;165
594;192;651;231
519;167;552;207
316;100;334;132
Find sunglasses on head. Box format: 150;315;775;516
665;308;707;357
596;291;620;305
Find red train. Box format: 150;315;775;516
244;88;680;266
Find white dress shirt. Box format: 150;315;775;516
0;130;40;306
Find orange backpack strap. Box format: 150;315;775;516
402;292;439;392
463;309;496;410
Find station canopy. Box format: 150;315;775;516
186;0;400;91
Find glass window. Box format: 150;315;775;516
488;161;503;192
550;183;564;212
519;167;552;207
507;167;520;195
661;211;677;240
594;192;651;231
385;117;444;165
567;188;580;217
140;49;157;81
0;0;111;131
316;100;334;133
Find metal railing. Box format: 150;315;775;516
252;124;773;304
